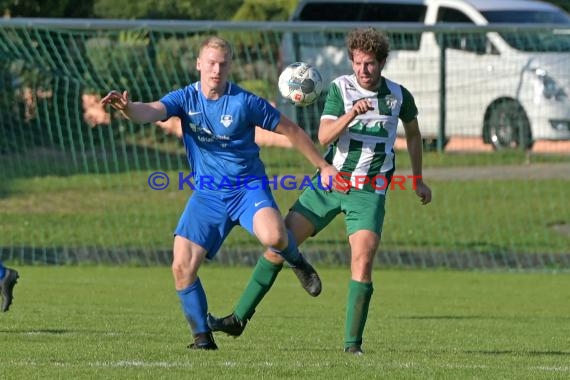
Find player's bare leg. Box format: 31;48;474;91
172;236;217;350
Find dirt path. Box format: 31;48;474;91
394;136;570;153
392;137;570;180
400;162;570;181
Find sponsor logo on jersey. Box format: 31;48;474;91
346;83;357;92
384;94;398;110
220;115;233;128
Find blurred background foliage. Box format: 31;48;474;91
0;0;300;20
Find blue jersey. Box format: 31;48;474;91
160;82;281;191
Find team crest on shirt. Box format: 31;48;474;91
220;115;233;128
384;95;398;110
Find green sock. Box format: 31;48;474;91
344;280;374;349
234;256;283;321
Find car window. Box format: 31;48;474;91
296;3;427;22
481;10;570;24
498;30;570;52
481;10;570;52
436;6;493;54
437;7;472;23
294;2;426;50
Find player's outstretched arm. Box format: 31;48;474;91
403;118;432;205
274;115;338;190
101;90;167;124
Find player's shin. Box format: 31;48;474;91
234;256;283;321
344;280;374;351
176;278;209;335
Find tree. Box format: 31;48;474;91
232;0;297;21
92;0;242;20
1;0;94;17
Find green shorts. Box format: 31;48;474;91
291;177;386;236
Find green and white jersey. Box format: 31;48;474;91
321;74;418;194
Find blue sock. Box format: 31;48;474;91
0;262;5;280
270;230;302;266
176;278;209;335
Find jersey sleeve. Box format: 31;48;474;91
399;85;419;123
247;94;281;131
159;88;186;120
321;82;345;119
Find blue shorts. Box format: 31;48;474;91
174;181;279;259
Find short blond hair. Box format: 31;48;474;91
199;36;233;59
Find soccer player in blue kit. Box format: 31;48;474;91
101;36;339;350
0;261;19;312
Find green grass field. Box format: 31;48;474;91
1;266;569;379
1;148;569;259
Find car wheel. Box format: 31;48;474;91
486;100;533;150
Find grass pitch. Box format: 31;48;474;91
1;149;569;258
1;265;569;379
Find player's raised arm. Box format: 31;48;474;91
101;90;167;124
318;97;374;146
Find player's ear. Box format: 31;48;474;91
196;57;201;72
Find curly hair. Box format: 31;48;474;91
346;27;390;63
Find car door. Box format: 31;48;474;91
434;6;507;137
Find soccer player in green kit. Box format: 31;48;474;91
208;27;432;354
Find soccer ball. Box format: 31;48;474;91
278;62;323;107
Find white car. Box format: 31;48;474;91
280;0;570;150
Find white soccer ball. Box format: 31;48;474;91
278;62;323;107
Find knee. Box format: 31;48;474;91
171;250;200;279
171;236;205;288
259;229;288;250
171;261;189;281
351;255;375;282
172;260;201;289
